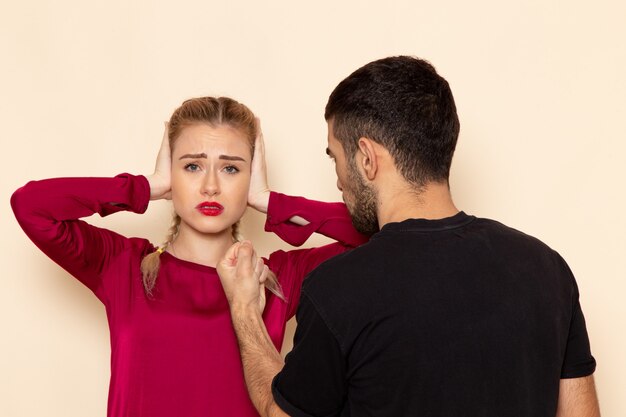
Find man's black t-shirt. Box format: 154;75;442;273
272;212;596;417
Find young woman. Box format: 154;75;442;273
11;96;367;417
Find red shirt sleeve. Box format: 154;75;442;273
11;174;151;302
264;192;368;247
265;192;369;319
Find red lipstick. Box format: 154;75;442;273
196;201;224;216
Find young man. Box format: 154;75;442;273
218;56;600;416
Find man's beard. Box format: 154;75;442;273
345;162;380;236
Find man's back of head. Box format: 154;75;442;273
325;55;460;189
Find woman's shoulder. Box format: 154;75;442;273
106;236;156;264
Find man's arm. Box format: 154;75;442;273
556;376;600;417
218;241;290;417
231;306;290;417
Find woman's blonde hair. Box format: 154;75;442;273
140;97;285;301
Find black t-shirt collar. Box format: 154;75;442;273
377;211;475;234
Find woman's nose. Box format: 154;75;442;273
202;171;220;196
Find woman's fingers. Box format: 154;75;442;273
247;118;271;212
255;117;266;156
156;122;171;170
147;122;172;200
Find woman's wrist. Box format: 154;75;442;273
249;190;271;213
146;174;170;200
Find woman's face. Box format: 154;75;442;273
170;123;252;237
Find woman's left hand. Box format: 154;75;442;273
247;118;271;213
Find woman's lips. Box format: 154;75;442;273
196;201;224;216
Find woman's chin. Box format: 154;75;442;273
178;218;238;237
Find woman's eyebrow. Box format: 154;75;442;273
178;153;247;162
219;155;247;162
179;153;207;160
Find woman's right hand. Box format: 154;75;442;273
146;122;172;200
247;118;271;212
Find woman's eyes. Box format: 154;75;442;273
184;163;200;172
223;165;240;174
183;163;239;174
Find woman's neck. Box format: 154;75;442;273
167;223;235;268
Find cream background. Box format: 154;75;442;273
1;1;624;415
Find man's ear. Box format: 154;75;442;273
357;137;378;181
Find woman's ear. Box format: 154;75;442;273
357;138;378;181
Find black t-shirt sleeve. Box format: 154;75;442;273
272;293;347;417
560;277;596;378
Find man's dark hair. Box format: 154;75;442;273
325;56;460;187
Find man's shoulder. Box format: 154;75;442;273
470;216;576;285
474;216;561;255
